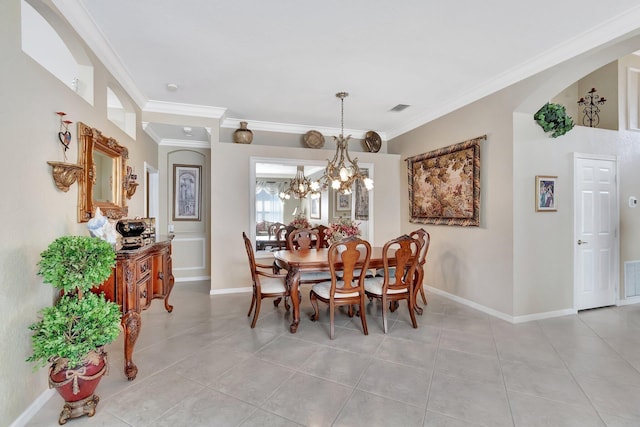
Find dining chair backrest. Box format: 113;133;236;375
313;224;330;248
328;236;372;296
381;234;421;293
268;222;286;240
287;228;320;250
409;228;430;266
242;231;261;286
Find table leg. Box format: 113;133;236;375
287;268;301;333
122;311;141;380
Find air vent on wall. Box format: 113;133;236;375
390;104;410;112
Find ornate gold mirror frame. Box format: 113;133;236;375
77;122;129;222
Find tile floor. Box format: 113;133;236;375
25;281;640;426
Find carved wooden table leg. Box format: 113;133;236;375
287;268;301;333
162;271;175;313
122;311;141;381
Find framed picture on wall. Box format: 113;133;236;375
335;192;351;211
535;175;557;212
173;164;201;221
310;196;321;219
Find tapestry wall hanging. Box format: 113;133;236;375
406;135;484;226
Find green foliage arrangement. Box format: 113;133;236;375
27;236;121;370
534;102;575;138
27;293;121;369
37;235;116;294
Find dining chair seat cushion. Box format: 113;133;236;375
336;268;375;279
364;277;408;295
375;267;396;277
311;281;361;299
259;276;288;294
300;271;332;282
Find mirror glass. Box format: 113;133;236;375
77;122;128;222
251;157;372;253
93;150;115;202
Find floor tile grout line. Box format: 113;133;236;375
422;318;442;426
490;318;517;427
538;315;618;426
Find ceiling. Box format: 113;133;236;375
55;0;640;143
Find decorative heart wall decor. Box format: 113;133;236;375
58;131;71;151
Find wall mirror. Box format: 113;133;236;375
250;157;373;254
77;122;128;222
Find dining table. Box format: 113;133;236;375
273;247;420;333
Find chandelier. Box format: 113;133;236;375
316;92;374;195
279;166;320;200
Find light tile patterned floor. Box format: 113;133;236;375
25;281;640;426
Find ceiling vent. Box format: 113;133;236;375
390;104;410;112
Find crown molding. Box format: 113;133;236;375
141;121;161;144
143;100;227;119
158;138;211;149
53;0;147;109
386;6;640;140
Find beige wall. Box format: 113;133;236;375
391;97;516;316
209;142;402;293
0;1;158;423
391;51;640;320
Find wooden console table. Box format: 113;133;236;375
94;237;175;380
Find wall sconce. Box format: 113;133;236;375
124;166;138;199
577;88;606;127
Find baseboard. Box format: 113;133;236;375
425;285;577;324
512;308;577;323
10;389;55;427
174;276;210;283
618;295;640;306
210;287;252;295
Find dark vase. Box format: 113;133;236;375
234;121;253;144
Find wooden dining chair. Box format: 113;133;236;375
364;234;421;333
286;228;320;250
309;236;371;339
287;228;332;286
313;224;330;248
409;228;431;314
242;232;290;328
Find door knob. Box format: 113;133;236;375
577;240;588;245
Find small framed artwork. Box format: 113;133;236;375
173;164;201;221
310;196;321;220
535;175;557;212
335;192;352;211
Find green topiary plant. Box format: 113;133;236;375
534;102;575;138
27;236;121;370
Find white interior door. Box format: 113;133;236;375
574;155;618;310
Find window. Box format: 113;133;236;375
256;188;283;224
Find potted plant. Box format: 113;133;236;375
27;235;121;424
